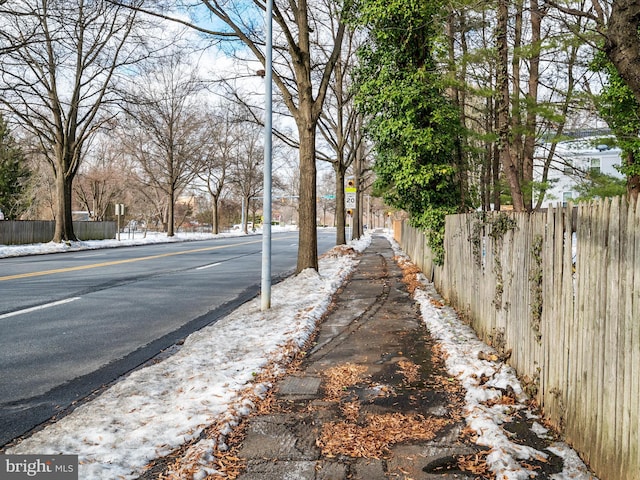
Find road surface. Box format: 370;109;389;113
0;230;336;446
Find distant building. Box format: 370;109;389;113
72;210;92;221
533;136;624;208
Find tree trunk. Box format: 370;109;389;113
212;195;220;234
496;0;525;211
522;0;545;211
352;197;360;240
167;190;175;237
511;0;524;178
296;123;318;273
334;164;346;245
52;169;78;242
447;10;469;210
351;178;360;241
242;195;250;234
625;152;640;201
492;143;501;211
605;1;640;200
483;82;494;211
352;137;365;240
606;1;640;105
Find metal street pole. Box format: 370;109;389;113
261;0;273;310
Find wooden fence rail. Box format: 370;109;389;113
395;196;640;480
0;220;116;245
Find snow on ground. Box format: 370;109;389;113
0;227;281;258
2;231;596;479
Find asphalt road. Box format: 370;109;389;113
0;230;337;447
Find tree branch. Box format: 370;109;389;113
106;0;238;39
543;0;599;23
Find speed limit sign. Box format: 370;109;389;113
345;192;356;208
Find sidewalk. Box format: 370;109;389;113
185;236;595;479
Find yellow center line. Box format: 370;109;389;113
0;237;282;282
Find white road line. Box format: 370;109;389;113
196;262;222;270
0;297;81;320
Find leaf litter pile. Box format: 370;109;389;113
319;412;451;459
397;359;420;384
320;363;368;401
316;362;452;459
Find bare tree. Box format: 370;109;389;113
209;0;346;270
130;180;167;231
316;20;363;245
0;0;143;241
120;54;207;236
197;103;241;234
317;170;336;227
114;0;348;272
24;164;56;220
230;121;264;234
73;138;132;220
0;3;39;55
350;118;373;240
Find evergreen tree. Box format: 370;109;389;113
0;114;31;219
573;171;627;202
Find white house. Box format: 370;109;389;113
533;136;624;208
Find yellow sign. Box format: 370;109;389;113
345;179;356;193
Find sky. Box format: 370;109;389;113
1;230;597;480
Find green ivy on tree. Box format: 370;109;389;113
352;0;462;263
590;51;640;196
0;114;32;219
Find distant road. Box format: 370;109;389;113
0;230;336;447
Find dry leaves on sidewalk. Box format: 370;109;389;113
321;363;369;400
397;359;420;384
318;413;451;458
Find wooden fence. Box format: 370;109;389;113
0;220;116;245
395;196;640;480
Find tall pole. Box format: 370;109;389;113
261;0;273;310
241;197;245;229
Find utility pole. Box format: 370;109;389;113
261;0;273;310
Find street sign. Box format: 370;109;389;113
114;203;125;241
345;192;356;209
